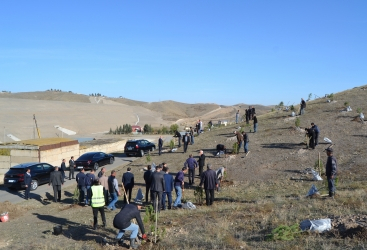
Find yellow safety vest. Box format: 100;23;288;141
91;185;105;208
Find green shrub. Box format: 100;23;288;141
194;186;204;205
328;93;334;101
266;224;301;241
169;139;174;150
295;117;300;128
0;149;10;156
170;124;179;134
357;108;362;114
232;142;239;154
344;101;349;107
146;153;151;163
290;105;295;111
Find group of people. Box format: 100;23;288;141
234;131;250;154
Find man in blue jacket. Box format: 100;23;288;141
173;166;188;208
85;169;96;206
76;168;87;205
184;154;198;185
24;168;32;200
122;167;135;203
161;166;174;210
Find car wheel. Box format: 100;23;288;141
140;150;144;157
151;146;155;152
31;179;39;190
94;163;99;171
109;157;114;164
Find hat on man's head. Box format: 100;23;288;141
326;148;333;152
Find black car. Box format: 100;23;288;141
124;139;156;157
74;152;114;171
3;162;54;190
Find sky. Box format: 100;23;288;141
1;1;366;106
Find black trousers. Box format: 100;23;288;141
145;184;151;203
177;138;181;147
124;186;132;203
61;171;65;180
92;206;106;226
314;132;319;145
53;185;62;202
151;191;162;212
25;185;31;199
69;168;74;179
183;143;189;153
309;136;315;149
103;189;109;205
188;168;195;184
205;189;215;206
199;165;204;177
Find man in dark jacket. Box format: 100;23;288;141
184;154;198;185
49;166;64;202
253;115;258;133
216;144;227;156
150;165;165;212
242;131;249;154
305;128;315;149
107;170;121;211
311;123;320;146
85;169;96;206
162;166;174;210
113;204;147;249
325;148;337;197
24;168;32;200
198;150;205;177
69;156;75;180
248;107;253;120
182;132;191;153
174;130;182;147
122;167;135;203
98;167;106;178
300;98;306;115
199;164;218;206
158;136;163;155
245;109;249;124
76;168;86;204
60;159;67;180
143;165;153;203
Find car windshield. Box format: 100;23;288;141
77;154;94;160
126;142;137;146
8;168;25;174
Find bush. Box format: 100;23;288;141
194;186;204;205
170;124;179;133
328;93;334;101
357;108;362;114
344;101;349;107
232;142;239;154
290;105;295;111
266;224;301;241
144;124;153;134
295;117;300;128
169;139;174;150
0;149;11;156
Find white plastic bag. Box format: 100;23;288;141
300;219;331;233
311;170;323;181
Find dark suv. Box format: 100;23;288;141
124;139;156;157
3;162;54;190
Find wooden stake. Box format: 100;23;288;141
318;152;321;176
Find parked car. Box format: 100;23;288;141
3;162;55;190
124;139;156;157
74;152;115;171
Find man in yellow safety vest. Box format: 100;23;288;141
89;179;106;230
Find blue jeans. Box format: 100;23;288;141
162;191;172;209
327;177;335;193
173;186;182;207
116;223;139;239
85;186;91;204
79;186;87;203
191;135;194;144
238;141;242;152
254;123;258;132
108;192;118;210
244;142;248;153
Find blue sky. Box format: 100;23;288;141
1;1;366;106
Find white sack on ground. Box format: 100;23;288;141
300;219;331;233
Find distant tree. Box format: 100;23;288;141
109;128;113;134
162;126;169;134
144;124;153;134
119;125;123;134
308;93;312;101
290;105;295;111
170;124;179;133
